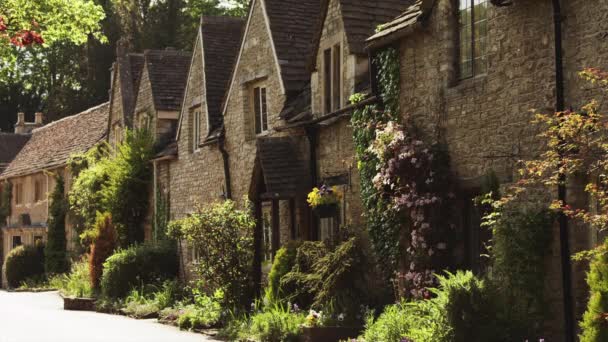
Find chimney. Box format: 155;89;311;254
15;112;25;134
35;112;44;125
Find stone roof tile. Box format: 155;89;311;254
144;50;192;111
0;133;30;171
201;16;245;132
257;137;309;197
1;103;110;178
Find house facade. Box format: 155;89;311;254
0;104;109;287
366;0;608;339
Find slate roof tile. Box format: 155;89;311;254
0;133;30;171
144;50;192;111
257;137;310;197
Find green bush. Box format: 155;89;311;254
101;241;178;298
49;256;94;298
45;174;69;274
176;289;224;330
267;241;300;303
361;271;500;342
580;239;608;341
248;304;306;342
168;200;255;308
280;241;328;308
4;244;45;288
122;280;181;319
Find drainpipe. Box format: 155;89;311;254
306;126;319;241
218;133;232;200
552;1;574;341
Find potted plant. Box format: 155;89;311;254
307;185;342;218
301;310;360;342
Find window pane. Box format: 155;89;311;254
254;87;261;134
323;48;332;113
461;60;473;79
332;44;341;111
261;88;268;132
459;0;473;79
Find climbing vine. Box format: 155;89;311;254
0;181;12;226
352;48;454;299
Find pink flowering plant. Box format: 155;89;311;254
368;121;453;299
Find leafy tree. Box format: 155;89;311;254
45;174;69;274
580;239;608;342
168;199;255;309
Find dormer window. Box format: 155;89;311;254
253;86;268;135
458;0;488;79
192;109;201;152
323;43;342;113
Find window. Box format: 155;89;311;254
459;0;488;79
34;235;43;246
34;180;42;202
323;43;342;113
192;110;201;151
319;217;336;243
253;87;268;135
12;236;21;249
15;183;23;205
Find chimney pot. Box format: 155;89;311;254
17;112;25;124
35;112;44;125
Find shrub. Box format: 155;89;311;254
168;199;255;308
580;239;608;342
4;244;45;288
484;203;553;339
49;256;94;298
101;241;178;298
45;174;69;274
176;289;224;330
248;304;306;342
361;271;499;342
281;241;328;308
89;212;117;290
122;280;181;319
267;241;300;303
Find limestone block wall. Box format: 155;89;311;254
394;0;608;338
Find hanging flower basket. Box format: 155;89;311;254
307;185;342;218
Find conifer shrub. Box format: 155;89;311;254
101;241;178;298
4;244;45;288
580;239;608;342
89;212;117;290
45;175;69;274
267;240;300;303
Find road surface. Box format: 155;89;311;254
0;291;216;342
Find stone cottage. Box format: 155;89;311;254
366;0;608;339
160;15;244;278
130;49;192;240
0;104;109;287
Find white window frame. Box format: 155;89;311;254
192;110;201;152
323;42;342;114
253;86;269;135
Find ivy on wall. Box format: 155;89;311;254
351;48;455;299
0;181;11;226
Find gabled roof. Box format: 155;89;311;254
257;137;309;198
1;103;110;179
0;133;30;169
366;0;434;49
264;0;321;95
201;16;244;132
143;49;192;112
114;53;145;127
309;0;414;70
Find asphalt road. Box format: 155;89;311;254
0;291;216;342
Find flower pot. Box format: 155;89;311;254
313;204;338;218
60;293;96;311
301;326;360;342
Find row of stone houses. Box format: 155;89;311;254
0;0;606;338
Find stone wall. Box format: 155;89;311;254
168;33;226;281
394;0;608;338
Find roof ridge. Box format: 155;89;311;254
31;102;110;134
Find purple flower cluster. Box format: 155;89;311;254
370;122;448;299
